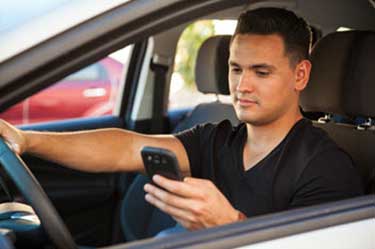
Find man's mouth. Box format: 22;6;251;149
236;97;258;107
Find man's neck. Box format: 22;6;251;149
242;111;303;170
246;113;303;149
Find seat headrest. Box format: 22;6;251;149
300;31;375;118
195;35;231;95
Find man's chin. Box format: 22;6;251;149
236;113;272;126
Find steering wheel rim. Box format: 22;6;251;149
0;138;77;249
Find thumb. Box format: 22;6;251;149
13;143;21;154
8;142;21;154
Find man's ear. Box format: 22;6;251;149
294;59;312;91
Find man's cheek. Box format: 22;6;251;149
228;79;238;93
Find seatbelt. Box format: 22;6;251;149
150;54;171;133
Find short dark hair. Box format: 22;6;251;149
233;7;312;66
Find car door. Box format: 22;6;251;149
0;1;192;247
114;195;373;249
0;41;145;247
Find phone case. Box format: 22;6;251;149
141;146;183;181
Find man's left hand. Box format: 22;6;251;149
144;175;240;230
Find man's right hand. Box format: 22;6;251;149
0;119;26;155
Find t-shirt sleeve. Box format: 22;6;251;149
174;125;202;176
174;123;217;177
289;148;364;208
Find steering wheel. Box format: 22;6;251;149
0;138;77;249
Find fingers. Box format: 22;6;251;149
144;178;214;229
144;192;197;223
144;183;196;210
0;120;23;154
145;188;199;231
144;176;236;230
145;175;239;230
4;140;21;154
151;175;206;198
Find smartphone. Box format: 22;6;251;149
141;146;183;181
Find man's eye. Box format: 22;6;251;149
256;71;270;77
231;68;242;74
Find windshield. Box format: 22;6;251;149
0;0;131;63
0;0;71;33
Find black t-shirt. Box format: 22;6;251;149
175;119;363;217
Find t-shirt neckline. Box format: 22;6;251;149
238;118;309;173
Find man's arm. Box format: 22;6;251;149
0;119;190;174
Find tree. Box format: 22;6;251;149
174;20;215;88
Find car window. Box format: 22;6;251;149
0;45;132;125
168;20;236;110
64;63;107;81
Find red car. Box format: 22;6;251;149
0;57;123;125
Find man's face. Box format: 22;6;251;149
229;34;304;126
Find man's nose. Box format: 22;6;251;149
236;71;254;92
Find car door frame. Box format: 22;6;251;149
0;0;374;248
107;195;374;249
6;39;150;246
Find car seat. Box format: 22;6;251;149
121;35;239;241
300;30;375;194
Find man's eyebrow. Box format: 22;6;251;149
251;64;276;71
229;61;240;67
229;61;276;71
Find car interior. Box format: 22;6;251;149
120;26;375;243
0;0;374;249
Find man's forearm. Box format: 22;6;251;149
23;128;138;173
1;119;188;174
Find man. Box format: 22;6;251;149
0;8;363;232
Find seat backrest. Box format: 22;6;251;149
121;35;238;241
173;35;239;131
300;30;375;194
